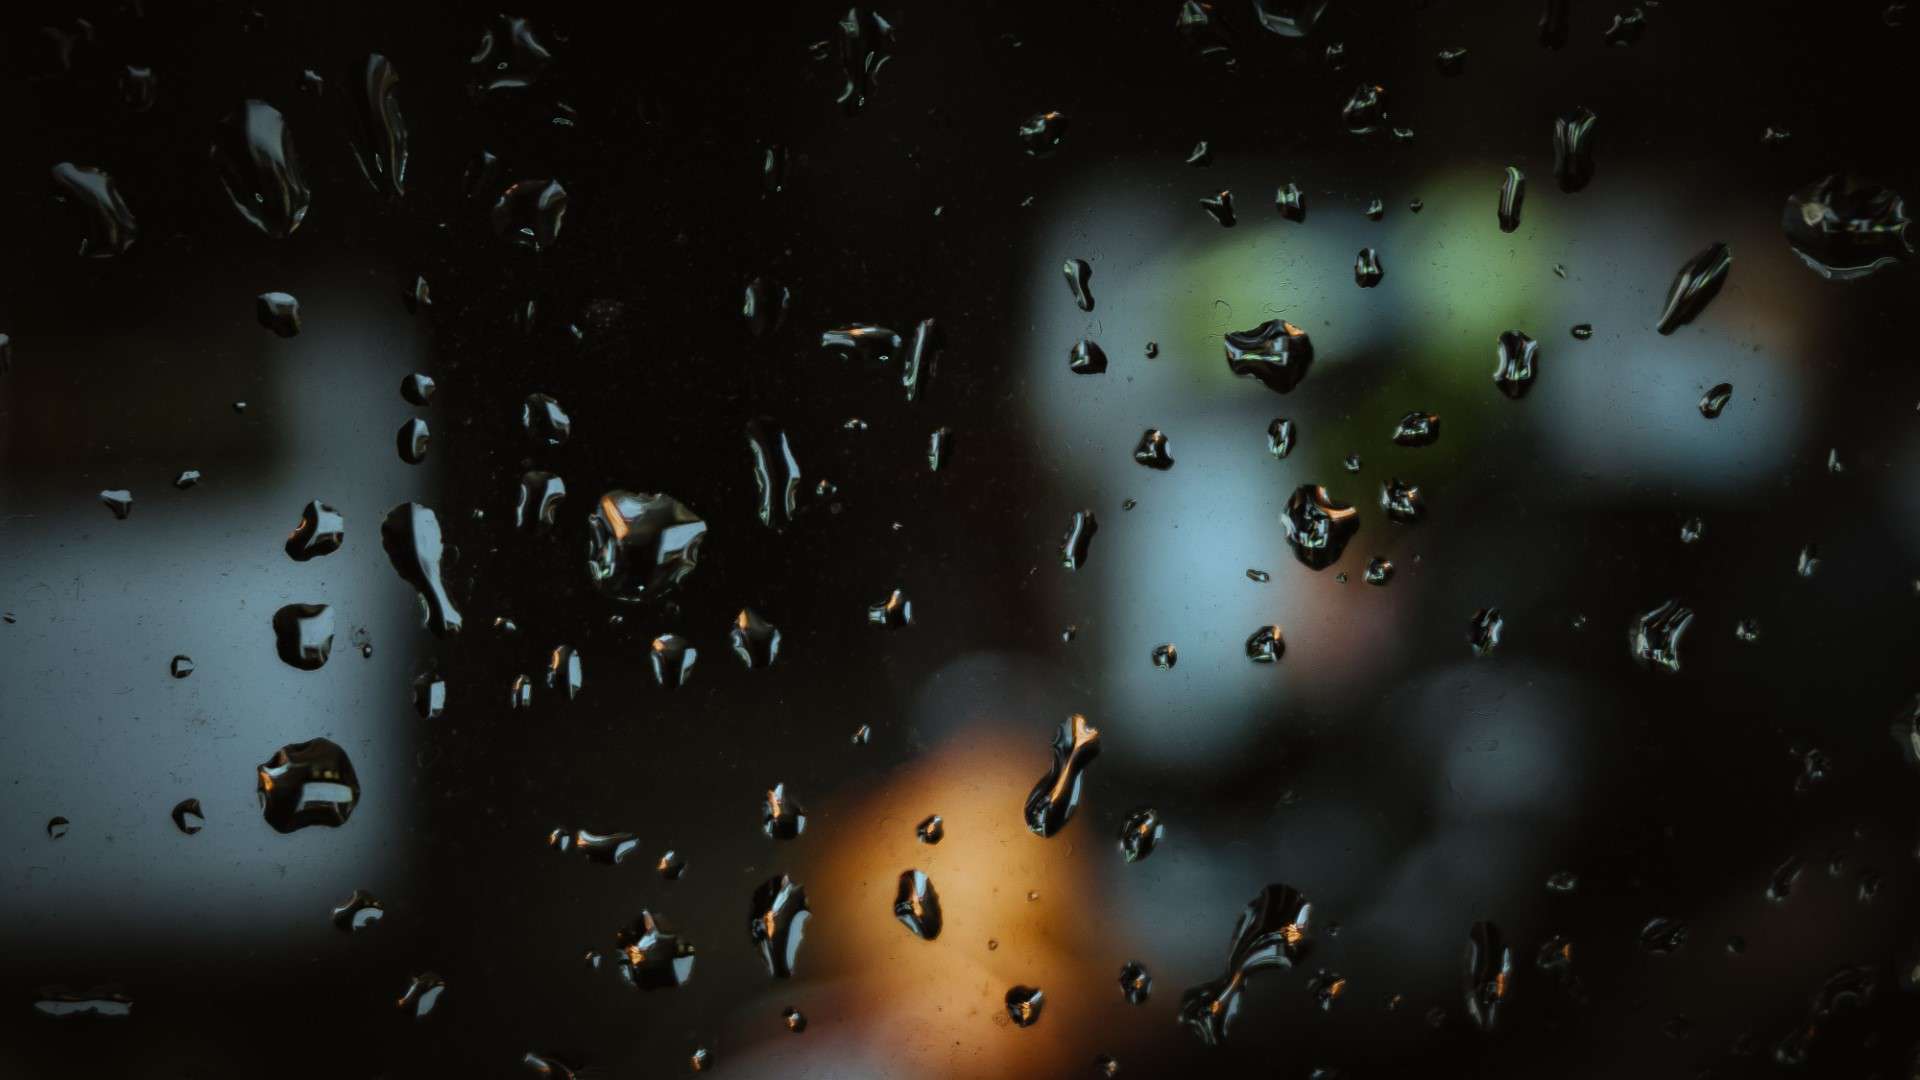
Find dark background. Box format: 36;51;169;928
3;1;1920;1077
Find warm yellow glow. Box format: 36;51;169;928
599;495;629;541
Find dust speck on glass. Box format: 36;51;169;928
3;1;1919;1076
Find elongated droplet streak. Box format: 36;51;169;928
1498;166;1526;232
749;874;809;978
1178;884;1313;1046
1465;921;1515;1031
1656;242;1732;334
1023;713;1101;837
380;503;462;635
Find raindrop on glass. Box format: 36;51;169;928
1655;242;1732;335
256;737;358;832
1282;485;1359;568
1630;598;1693;673
170;798;203;834
255;292;300;337
1493;331;1538;398
1119;807;1164;862
1024;714;1101;838
331;889;384;931
894;869;942;940
272;603;334;670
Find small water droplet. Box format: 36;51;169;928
1200;190;1236;227
1343;452;1362;473
1266;417;1298;459
1246;568;1271;583
1276;182;1306;221
255;291;300;337
169;797;203;834
1656;242;1733;335
1282;484;1359;568
1246;625;1286;663
689;1049;711;1073
99;489;133;520
850;724;873;745
1381;478;1424;523
1025;714;1100;837
272;603;335;669
749;874;810;978
1797;543;1821;578
916;814;944;844
743;276;791;337
1364;557;1394;585
895;869;942;939
210;102;310;239
1150;643;1178;670
1497;166;1526;232
1018;110;1069;156
1735;618;1760;643
1679;516;1704;543
1309;969;1349;1011
1767;854;1806;902
1468;609;1505;657
168;654;194;679
1546;870;1579;893
1119;960;1153;1005
782;1006;807;1033
763;783;806;839
395;418;430;464
649;634;696;689
1060;625;1078;643
1119;807;1164;862
1060;509;1098;570
492;179;568;251
256;737;358;831
1630;598;1693;673
1365;197;1384;221
1005;985;1045;1027
1064;258;1095;312
1096;1055;1120;1077
1354;247;1383;287
1640;916;1687;954
33;989;131;1018
1133;429;1174;470
330;888;384;931
1342;84;1386;134
1436;46;1467;74
868;588;913;628
1699;383;1733;418
656;850;686;879
1603;7;1648;45
1553;107;1598;192
1144;341;1159;358
614;911;695;990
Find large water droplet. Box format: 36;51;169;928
730;609;781;668
746;418;805;531
1699;383;1733;419
331;888;384;931
822;324;901;362
763;783;807;839
521;393;571;447
1342;84;1386;134
1782;174;1912;280
586;492;706;603
1179;884;1313;1046
514;471;565;531
1656;242;1732;335
1497;166;1526;232
257;737;358;832
1281;484;1359;569
1064;258;1094;312
381;503;462;635
209;101;309;239
51;163;137;258
1464;922;1515;1031
1018;110;1068;155
1060;509;1098;570
1246;625;1285;662
1225;320;1313;393
1068;338;1108;375
614;912;695;990
1005;986;1045;1027
344;54;407;199
1119;807;1164;862
284;500;343;562
272;603;335;669
492;179;568;251
1630;598;1693;673
397;418;430;464
255;292;300;337
1493;331;1538;398
894;869;942;939
1354;247;1383;287
649;634;697;688
749;874;810;978
1553;107;1598;193
1024;714;1101;838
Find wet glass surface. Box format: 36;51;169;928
3;2;1920;1076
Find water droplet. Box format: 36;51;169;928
391;417;429;464
1342;84;1386;134
1096;1055;1120;1077
1467;608;1504;657
510;471;566;532
1281;484;1359;569
743;276;791;337
1767;854;1806;902
1630;598;1692;673
1068;338;1108;375
397;973;444;1019
850;724;873;745
649;849;685;880
1603;7;1648;45
1133;429;1174;470
209;101;309;239
413;670;446;719
345;54;407;199
1018;110;1069;156
831;7;895;114
330;888;383;931
1795;749;1831;793
586;492;706;603
1308;969;1349;1011
1150;643;1178;670
745;417;805;531
1118;960;1154;1006
1365;197;1385;221
725;608;782;669
1121;498;1138;511
1656;242;1732;334
535;645;581;701
760;144;788;194
1462;922;1514;1031
894;868;942;939
492;179;568;251
1497;166;1526;232
256;737;358;832
169;797;203;834
1546;870;1579;893
1381;478;1425;523
519;393;571;448
987;938;1000;951
1260;420;1296;464
381;503;462;635
1276;182;1306;221
171;469;201;490
1783;174;1912;280
1797;541;1821;577
1391;412;1439;447
1200;190;1236;227
1005;985;1045;1027
167;653;195;679
1253;0;1328;35
649;634;697;689
1566;323;1594;342
1493;331;1538;398
1436;46;1467;74
1548;107;1600;195
926;426;951;472
689;1048;711;1072
614;911;695;990
1178;884;1312;1046
1679;516;1704;543
909;813;945;845
46;816;69;839
1144;341;1159;359
904;318;940;402
1339;452;1361;474
1364;557;1394;585
51;162;137;258
1245;625;1286;663
1858;869;1883;902
1224;319;1315;394
1409;197;1425;213
254;291;300;337
272;603;335;669
1119;807;1164;862
782;1006;807;1033
33;989;131;1019
508;674;533;710
762;783;807;840
1354;247;1383;287
98;489;133;520
1025;714;1101;838
1639;916;1687;954
522;1052;587;1078
400;373;436;406
867;588;914;628
401;274;430;314
749;874;810;978
1060;258;1097;313
1060;509;1098;570
1699;382;1733;418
